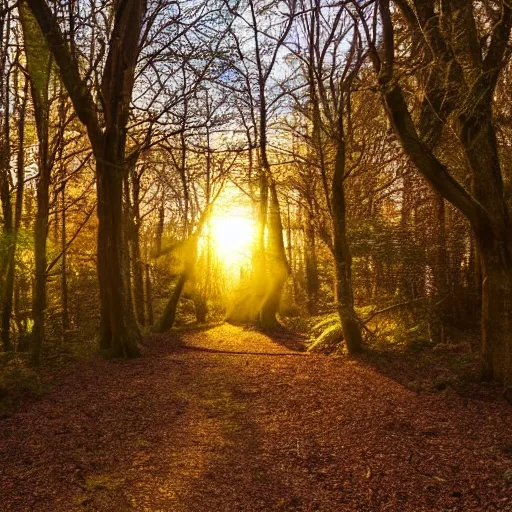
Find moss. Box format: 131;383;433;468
308;323;343;354
85;473;123;491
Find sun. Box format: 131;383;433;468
209;214;256;268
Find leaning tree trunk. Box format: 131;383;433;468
331;134;362;354
153;229;201;333
153;273;187;333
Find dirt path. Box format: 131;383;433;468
1;324;512;511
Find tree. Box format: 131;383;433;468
289;0;364;351
224;0;295;328
362;0;512;382
26;0;147;357
0;2;14;351
20;1;54;364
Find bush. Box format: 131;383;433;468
0;359;44;414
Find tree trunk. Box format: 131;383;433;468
153;273;187;333
130;166;145;326
227;170;271;325
30;93;51;365
0;50;12;351
377;48;511;381
463;115;512;382
96;151;141;357
144;263;154;326
431;191;449;343
155;196;165;255
193;291;207;324
1;72;26;351
253;171;268;285
122;175;136;323
480;241;512;384
259;181;289;328
331;134;362;354
304;213;319;315
31;158;50;365
132;237;145;326
61;183;69;335
26;0;147;359
154;226;202;332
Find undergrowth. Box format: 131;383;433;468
0;357;45;415
0;333;97;415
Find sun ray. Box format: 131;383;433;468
208;214;256;269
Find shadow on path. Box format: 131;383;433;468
1;323;512;511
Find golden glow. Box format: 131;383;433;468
209;214;256;268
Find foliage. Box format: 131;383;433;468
307;322;343;354
0;358;44;413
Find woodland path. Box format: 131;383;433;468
1;324;512;511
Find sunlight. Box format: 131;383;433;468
209;214;256;270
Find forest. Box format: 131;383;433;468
1;0;512;510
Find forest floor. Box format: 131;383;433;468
1;324;512;512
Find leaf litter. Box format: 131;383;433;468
1;324;511;511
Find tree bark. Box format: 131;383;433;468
31;148;50;365
1;68;27;351
259;181;289;328
144;263;154;326
331;132;362;354
0;15;12;351
480;243;512;382
21;1;53;364
61;183;69;335
374;0;512;382
304;213;319;315
96;153;141;357
153;273;187;333
26;0;146;358
130;166;145;326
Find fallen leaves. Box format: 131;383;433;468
0;324;511;511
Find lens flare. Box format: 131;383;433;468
209;215;256;268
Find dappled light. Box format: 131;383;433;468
2;0;512;510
